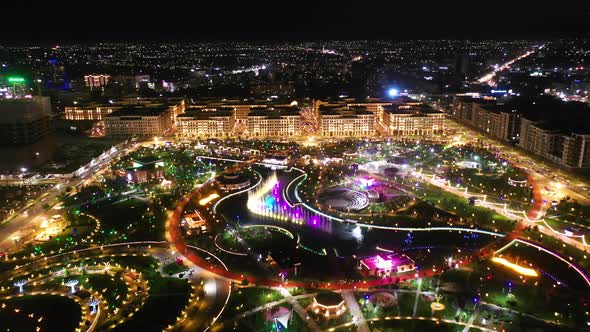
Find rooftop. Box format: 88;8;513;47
248;107;300;118
178;107;232;119
107;105;170;117
383;104;442;115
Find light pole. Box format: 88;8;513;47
14;280;27;293
65;279;79;293
88;298;100;314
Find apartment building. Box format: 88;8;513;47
176;107;234;139
105;106;175;137
382;104;445;136
246;107;302;137
319;106;375;137
451;96;520;142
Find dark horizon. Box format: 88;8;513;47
3;1;590;43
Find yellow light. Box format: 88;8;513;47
491;257;538;277
199;193;220;206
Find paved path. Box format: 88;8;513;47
462;307;480;332
342;290;369;332
235;293;315;320
412;278;423;317
282;292;321;332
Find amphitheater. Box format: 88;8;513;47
320;188;369;211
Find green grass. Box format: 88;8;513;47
0;295;82;332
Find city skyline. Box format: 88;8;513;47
1;5;590;332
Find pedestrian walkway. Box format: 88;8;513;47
342;290;370;332
282;292;321;332
412;278;423;317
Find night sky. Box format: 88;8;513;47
4;1;589;42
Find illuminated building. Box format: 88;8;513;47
246;107;301;137
182;212;207;235
105;105;177;137
360;253;415;277
0;97;55;169
519;118;590;169
451;96;520;142
123;157;165;183
84;74;110;89
310;293;346;319
314;98;393;123
67;99;184;123
65;105;118;121
176;107;234;139
382;104;445;136
319;105;375;137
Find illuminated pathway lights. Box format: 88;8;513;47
491;257;538;277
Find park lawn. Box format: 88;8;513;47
84;273;128;309
223;287;283;318
86;197;167;242
1;295;82;332
414;182;516;233
111;276;191;332
365;318;464;331
396;292;416;316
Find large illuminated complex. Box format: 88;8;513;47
75;97;447;139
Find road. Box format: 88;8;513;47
476;46;540;85
0;141;138;253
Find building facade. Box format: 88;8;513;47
176;108;234;139
84;75;110;89
65;105;118;121
247;108;302;137
451;96;520;142
383;105;445;136
519;118;590;169
105;106;174;137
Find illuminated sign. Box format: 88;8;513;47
7;77;25;83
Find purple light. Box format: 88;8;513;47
375;255;393;269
